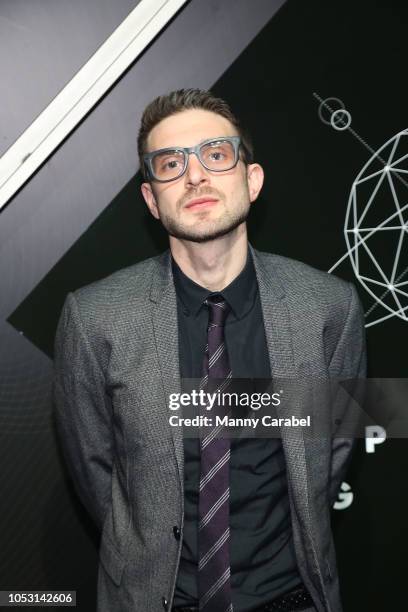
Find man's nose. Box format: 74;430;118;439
184;153;210;186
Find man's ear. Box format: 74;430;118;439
141;181;160;219
246;163;264;202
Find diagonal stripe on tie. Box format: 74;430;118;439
200;567;231;609
198;527;230;570
199;488;229;530
201;373;233;450
209;342;226;368
200;450;230;491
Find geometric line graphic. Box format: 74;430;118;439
314;93;408;328
344;131;408;327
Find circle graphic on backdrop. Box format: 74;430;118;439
331;108;351;131
318;97;351;130
344;129;408;324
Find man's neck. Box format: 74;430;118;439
169;227;248;292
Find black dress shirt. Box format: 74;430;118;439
172;247;302;612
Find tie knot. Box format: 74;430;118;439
204;293;230;327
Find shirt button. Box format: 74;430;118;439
173;525;181;540
162;596;168;610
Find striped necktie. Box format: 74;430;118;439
198;294;233;612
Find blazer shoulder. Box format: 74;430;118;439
74;253;160;299
254;250;365;372
256;249;353;303
253;250;361;334
63;253;163;334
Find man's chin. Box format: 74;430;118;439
169;225;237;243
162;213;249;244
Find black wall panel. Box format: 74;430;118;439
1;1;407;610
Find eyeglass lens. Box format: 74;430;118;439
151;139;236;181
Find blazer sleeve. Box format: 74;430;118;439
53;292;113;531
328;282;367;506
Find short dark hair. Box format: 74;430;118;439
137;88;254;180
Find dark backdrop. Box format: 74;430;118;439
1;1;407;610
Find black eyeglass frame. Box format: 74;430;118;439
143;136;243;183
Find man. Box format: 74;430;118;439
53;88;366;612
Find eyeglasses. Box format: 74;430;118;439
143;136;242;183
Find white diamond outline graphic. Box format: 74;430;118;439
344;129;408;326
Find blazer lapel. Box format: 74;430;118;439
149;249;184;490
250;244;329;604
249;243;311;521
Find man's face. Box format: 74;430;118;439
141;109;263;243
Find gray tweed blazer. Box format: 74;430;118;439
53;242;367;612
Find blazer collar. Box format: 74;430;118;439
149;242;296;377
149;241;286;301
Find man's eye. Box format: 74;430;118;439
209;151;225;161
160;158;182;170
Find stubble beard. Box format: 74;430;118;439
158;199;251;244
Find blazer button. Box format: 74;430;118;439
173;525;181;540
162;596;168;610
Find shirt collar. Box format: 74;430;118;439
171;245;257;320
